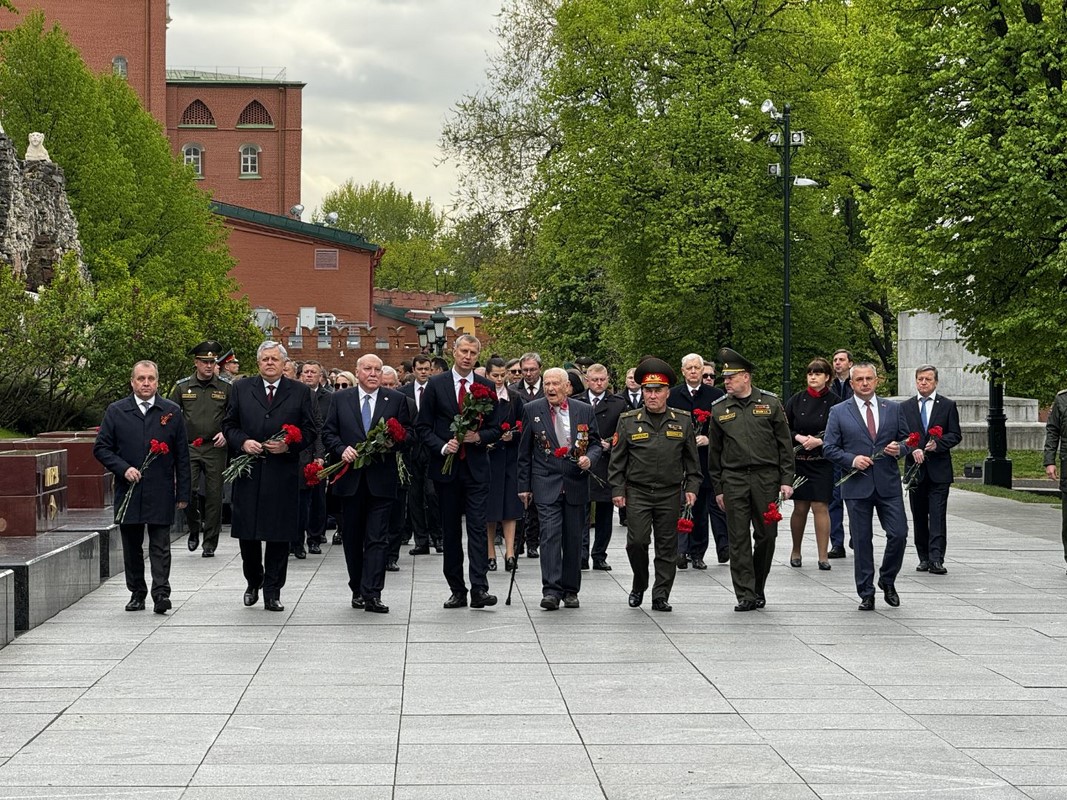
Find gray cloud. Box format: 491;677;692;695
168;0;502;212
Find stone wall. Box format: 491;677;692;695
0;134;85;289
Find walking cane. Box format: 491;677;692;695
506;504;528;606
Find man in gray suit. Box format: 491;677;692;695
517;368;603;610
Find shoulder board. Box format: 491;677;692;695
711;395;729;406
759;388;778;398
620;409;641;419
176;376;192;385
669;410;676;419
218;374;233;384
1058;389;1067;396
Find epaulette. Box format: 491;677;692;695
1058;388;1067;396
176;376;192;385
620;408;641;419
759;389;778;398
711;395;729;406
219;374;233;384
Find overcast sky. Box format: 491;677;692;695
167;0;503;216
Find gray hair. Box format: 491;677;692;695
519;352;542;367
257;340;287;360
381;365;398;379
914;364;939;380
851;362;879;376
681;353;704;369
130;360;158;379
454;333;481;351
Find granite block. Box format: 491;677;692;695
0;531;100;631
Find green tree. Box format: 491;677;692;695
848;0;1067;401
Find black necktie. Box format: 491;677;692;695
266;385;274;405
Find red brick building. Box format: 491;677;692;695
10;1;302;217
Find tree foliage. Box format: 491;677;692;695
848;0;1067;401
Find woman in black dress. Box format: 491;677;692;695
484;357;523;571
784;358;842;570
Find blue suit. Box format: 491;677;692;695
823;396;913;599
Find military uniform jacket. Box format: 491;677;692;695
607;407;701;499
169;374;231;442
1044;390;1067;466
708;388;795;488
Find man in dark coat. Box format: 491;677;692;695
828;348;855;559
223;341;317;612
94;360;191;614
323;354;411;613
509;351;545;558
582;363;626;570
517;368;602;609
295;360;332;557
401;355;442;554
416;334;503;609
669;352;728;569
901;364;962;574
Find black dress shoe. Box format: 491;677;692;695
505;556;517;572
592;559;612;571
153;597;172;615
187;533;199;552
264;598;285;612
734;599;758;612
916;560;930;572
487;558;497;571
527;546;539;559
878;579;900;607
308;542;322;555
351;594;365;609
828;546;846;559
291;547;307;559
470;589;497;608
540;595;560;610
364;597;389;614
692;558;707;570
443;593;468;609
243;586;260;607
581;558;589;570
754;595;766;609
201;548;215;558
676;555;688;570
433;542;444;553
789;557;802;568
125;593;146;611
717;548;730;563
858;595;875;611
628;591;643;608
386;560;400;572
563;593;580;608
651;598;672;612
332;532;343;545
929;561;948;575
409;545;430;555
818;561;831;571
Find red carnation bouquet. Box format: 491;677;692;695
902;426;944;491
836;432;920;487
692;408;711;437
318;417;409;485
223;424;302;483
442;380;496;474
677;503;694;533
762;476;808;526
115;438;170;523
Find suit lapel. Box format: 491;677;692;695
846;400;872;442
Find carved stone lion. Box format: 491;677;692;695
25;132;50;162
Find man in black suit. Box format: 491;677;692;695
901;365;962;575
620;367;643;410
510;351;545;558
380;365;413;571
323;354;411;613
402;354;443;555
518;368;603;609
94;360;191;614
583;363;626;570
296;360;332;557
223;341;317;612
416;334;503;609
669;353;728;569
827;348;855;559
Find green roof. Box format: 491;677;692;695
166;68;305;87
212;202;379;252
373;304;418;325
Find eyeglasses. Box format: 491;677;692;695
701;373;715;381
508;369;521;375
335;382;350;388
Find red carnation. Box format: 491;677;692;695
149;439;169;455
500;422;511;432
516;420;523;432
693;409;711;424
386;417;407;443
303;462;322;487
676;518;694;533
191;437;204;448
282;424;302;445
762;501;783;525
554;447;569;458
905;432;921;449
928;425;943;438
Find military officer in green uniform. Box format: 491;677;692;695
169;340;232;557
708;347;795;612
608;358;700;612
1043;388;1067;570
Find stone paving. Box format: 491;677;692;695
0;490;1065;799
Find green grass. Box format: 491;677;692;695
0;428;24;439
954;482;1061;505
952;449;1047;479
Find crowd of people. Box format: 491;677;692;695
94;336;985;617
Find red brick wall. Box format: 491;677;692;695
167;84;303;215
11;0;168;123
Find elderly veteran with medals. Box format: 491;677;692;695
708;348;795;612
608;358;700;612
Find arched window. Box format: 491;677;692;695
240;144;261;176
180;100;216;127
237;100;274;127
112;56;128;79
182;143;204;177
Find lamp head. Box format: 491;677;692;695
289;204;305;218
760;99;777;115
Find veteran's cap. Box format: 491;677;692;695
189;340;224;360
634;357;676;388
216;348;237;366
718;347;755;376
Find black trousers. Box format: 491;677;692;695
239;539;289;601
909;478;950;563
297;483;327;546
582;501;615;562
537;495;584;598
341;483;393;600
516;502;541;552
436;462;490;595
120;523;171;600
387;484;410;561
407;461;442;547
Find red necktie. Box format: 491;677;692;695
458;378;468;409
266;385;274;406
865;401;876;438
